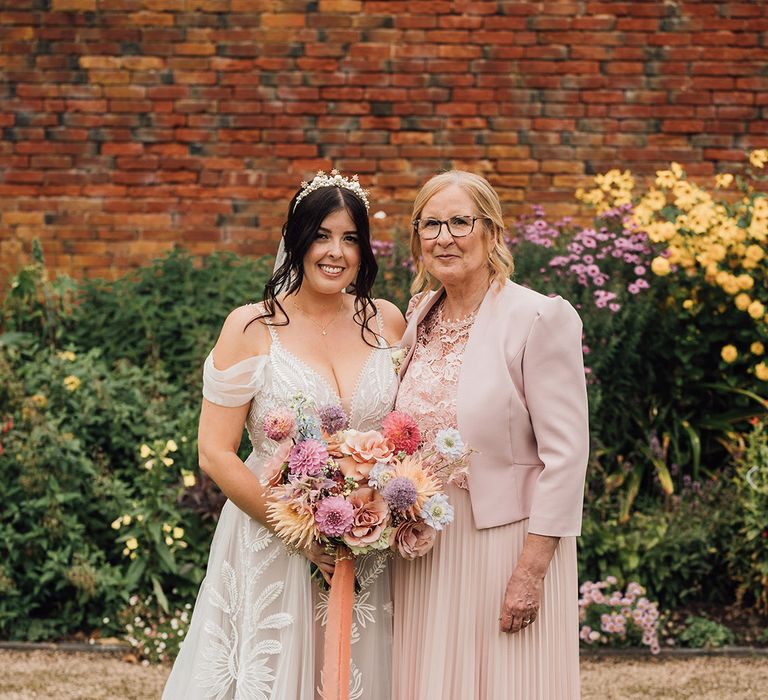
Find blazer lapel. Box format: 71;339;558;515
398;288;444;379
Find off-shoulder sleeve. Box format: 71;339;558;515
202;351;268;407
523;297;590;537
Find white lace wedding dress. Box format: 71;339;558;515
162;314;398;700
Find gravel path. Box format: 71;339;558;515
0;650;766;699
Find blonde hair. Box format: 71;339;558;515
409;170;515;294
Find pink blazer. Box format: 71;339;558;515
399;280;590;537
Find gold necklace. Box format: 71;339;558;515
291;298;345;336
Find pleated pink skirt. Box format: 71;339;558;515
392;485;580;700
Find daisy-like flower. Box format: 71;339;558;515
434;428;465;458
288;439;329;476
381;476;418;511
367;461;395;489
381;411;420;454
314;496;355;537
263;407;297;442
420;493;454;531
318;404;347;435
267;492;317;549
392;455;440;519
63;375;81;391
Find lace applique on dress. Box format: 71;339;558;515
396;299;477;489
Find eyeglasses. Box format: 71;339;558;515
412;215;489;240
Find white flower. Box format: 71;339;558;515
367;462;395;489
165;439;178;452
434;428;465;458
420;493;454;531
390;347;408;373
139;444;152;459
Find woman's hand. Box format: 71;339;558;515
499;565;544;634
302;541;336;585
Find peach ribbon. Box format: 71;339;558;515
322;550;356;700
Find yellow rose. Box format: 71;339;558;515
125;537;138;551
721;277;740;295
745;244;764;262
751;341;765;356
682;299;694;310
651;256;671;276
737;274;754;290
63;375;81;392
721;345;738;363
756;362;768;381
748;300;765;320
735;294;752;311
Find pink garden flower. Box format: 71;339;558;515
314;496;355;537
389;520;436;560
339;430;394;480
342;487;390;548
381;411;421;455
261;441;292;488
263;407;296;442
288;439;329;476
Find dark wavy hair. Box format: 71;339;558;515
251;185;380;344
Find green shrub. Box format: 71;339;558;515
677;615;735;648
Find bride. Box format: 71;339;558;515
162;171;405;699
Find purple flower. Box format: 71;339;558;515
318;404;347;435
314;496;354;537
381;476;418;511
288;439;329;476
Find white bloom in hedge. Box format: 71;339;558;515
181;436;188;443
165;536;174;546
162;523;172;533
125;537;138;551
140;444;152;459
136;514;144;522
111;517;122;530
122;547;130;557
182;470;196;487
173;527;184;539
161;456;174;467
121;514;132;526
144;459;155;470
165;439;178;453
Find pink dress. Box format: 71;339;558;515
392;300;580;699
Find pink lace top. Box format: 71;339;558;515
395;295;478;489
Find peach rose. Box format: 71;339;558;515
260;440;291;488
389;520;436;560
342;487;390;548
339;430;394;481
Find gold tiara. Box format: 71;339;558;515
294;169;370;211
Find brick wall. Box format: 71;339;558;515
1;0;767;282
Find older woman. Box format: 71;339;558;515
391;171;589;699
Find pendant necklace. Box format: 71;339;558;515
292;298;345;336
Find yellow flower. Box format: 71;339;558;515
58;350;76;362
63;375;81;392
162;523;172;533
136;514;144;522
655;169;678;189
165;536;174;546
125;537;138;551
642;189;666;211
715;173;734;188
139;444;152;459
737;274;754;290
161;456;174;467
165;440;178;453
182;470;196;488
173;527;184;539
111;517;122;530
745;244;764;262
751;341;765;356
756;362;768;381
748;300;765;319
749;149;768;169
122;547;130;556
121;514;132;526
682;299;694;310
144;459;155;470
721;345;738;363
651;256;671;276
30;393;48;407
671;161;684;178
646;221;677;243
721;276;740;295
735;294;752;311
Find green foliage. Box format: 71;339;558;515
116;593;192;663
727;419;768;613
677;615;735;649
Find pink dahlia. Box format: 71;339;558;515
381;411;420;455
314;496;355;537
288;439;329;476
263;407;296;442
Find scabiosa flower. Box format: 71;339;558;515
420;493;454;531
382;476;418;511
434;428;465;458
381;411;421;455
368;462;396;489
318;404;347;435
263;407;296;442
314;496;354;537
288;439;329;476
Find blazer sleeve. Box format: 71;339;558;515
522;297;589;537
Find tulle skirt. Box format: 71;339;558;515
392;485;580;700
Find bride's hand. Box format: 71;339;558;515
302;541;336;585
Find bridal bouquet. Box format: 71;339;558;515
261;395;469;564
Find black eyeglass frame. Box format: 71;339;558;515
411;215;490;240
